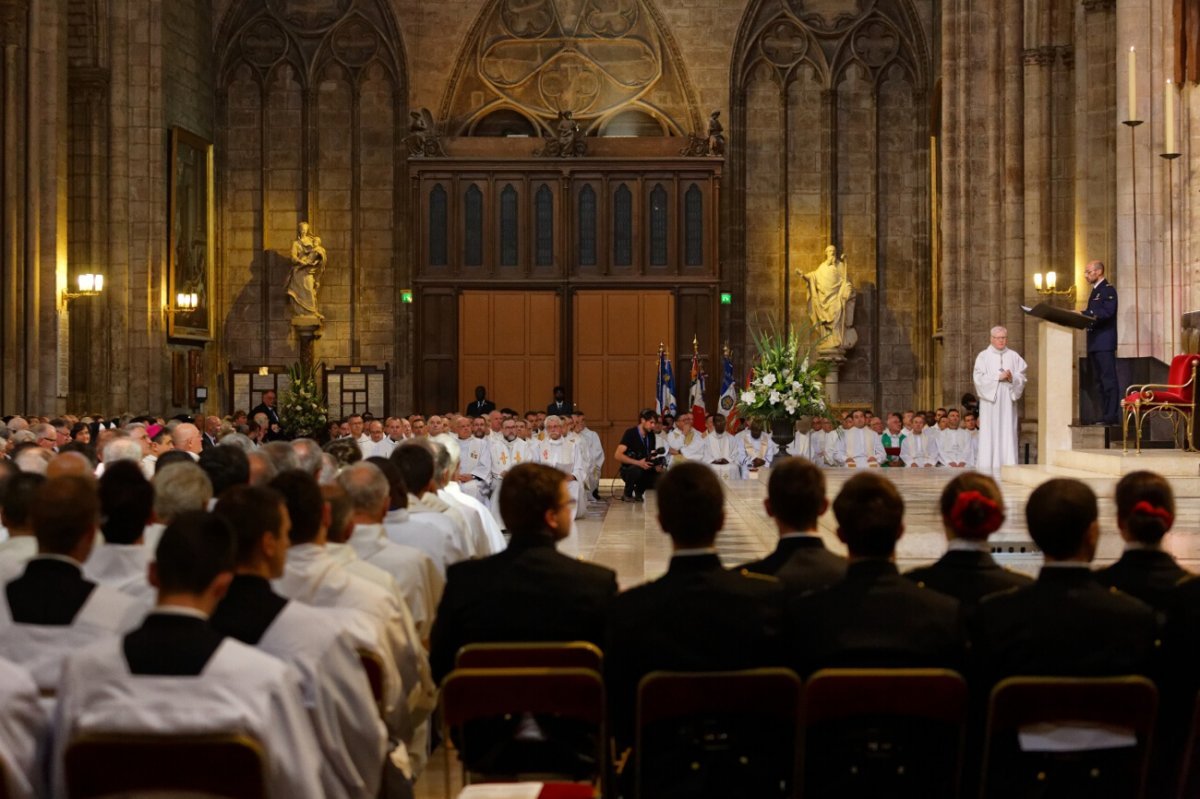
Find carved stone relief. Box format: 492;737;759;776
441;0;702;136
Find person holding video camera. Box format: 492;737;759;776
615;409;666;503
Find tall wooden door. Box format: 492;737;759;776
458;291;560;415
573;290;674;477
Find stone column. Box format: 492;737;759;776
0;0;28;410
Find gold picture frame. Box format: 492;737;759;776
168;127;214;340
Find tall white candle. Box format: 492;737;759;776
1129;46;1137;121
1166;79;1176;153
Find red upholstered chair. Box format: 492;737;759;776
455;642;603;674
1122;354;1200;453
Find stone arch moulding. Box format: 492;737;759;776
438;0;704;137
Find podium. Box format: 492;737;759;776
1021;303;1091;465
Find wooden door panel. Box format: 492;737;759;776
459;291;560;415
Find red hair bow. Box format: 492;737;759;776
1132;500;1173;528
949;490;1003;537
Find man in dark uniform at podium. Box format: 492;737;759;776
1082;260;1119;425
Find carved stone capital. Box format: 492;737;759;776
1022;45;1074;68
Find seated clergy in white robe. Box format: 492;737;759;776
737;420;779;476
432;438;500;556
703;414;743;481
665;413;708;466
838;410;887;468
211;486;387;799
387;445;471;569
899;414;941;467
487;419;534;526
0;473;43;585
451;417;492;501
532;416;588;518
572;411;605;494
936;410;974;468
82;461;156;606
359;420;396;459
270;471;436;770
53;512;323;799
340;463;445;641
0;656;46;799
0;476;144;696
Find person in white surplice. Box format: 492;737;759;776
973;326;1028;471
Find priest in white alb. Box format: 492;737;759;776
703;414;742;481
665;412;707;466
532;416;588;519
488;418;532;526
973;326;1027;471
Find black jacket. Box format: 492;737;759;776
1094;548;1190;610
739;535;847;594
905;549;1033;606
6;557;96;625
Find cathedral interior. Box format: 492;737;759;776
0;0;1191;455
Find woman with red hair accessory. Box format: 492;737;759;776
1096;470;1187;609
904;472;1032;604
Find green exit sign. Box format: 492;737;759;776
720;292;733;305
401;290;413;304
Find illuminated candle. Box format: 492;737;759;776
1129;46;1137;120
1166;79;1176;153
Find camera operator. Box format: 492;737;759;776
614;409;664;503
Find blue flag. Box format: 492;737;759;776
656;351;677;416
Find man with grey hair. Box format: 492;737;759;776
13;447;52;475
260;441;300;475
145;462;213;551
31;423;57;451
246;451;277;486
100;436;145;473
972;325;1027;471
339;463;443;639
289;438;324;476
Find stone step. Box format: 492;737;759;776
1001;462;1200;497
1053;447;1200;477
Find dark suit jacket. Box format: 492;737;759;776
1094;548;1190;610
904;549;1033;606
972;567;1160;685
546;401;571;416
249;403;283;441
788;559;967;676
1083;278;1118;352
210;575;289;646
123;611;225;676
430;535;618;683
201;433;218;450
739;535;847;594
6;557;96;625
605;554;786;746
465;399;496;417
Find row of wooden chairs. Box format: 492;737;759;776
438;642;1191;799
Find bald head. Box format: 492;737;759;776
47;451;95;480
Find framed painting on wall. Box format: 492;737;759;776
168;127;214;340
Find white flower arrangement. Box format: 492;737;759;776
279;361;328;438
735;321;829;424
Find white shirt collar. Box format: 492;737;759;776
780;532;820;541
150;605;209;621
672;547;719;557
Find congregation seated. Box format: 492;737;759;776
0;476;144;695
971;478;1161;685
386;446;471;568
430;462;617;777
52;511;324;798
1095;470;1189;609
210;484;388;798
904;472;1032;604
739;457;847;593
81;461;157;605
787;472;968;676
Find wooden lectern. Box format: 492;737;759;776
1022;303;1092;465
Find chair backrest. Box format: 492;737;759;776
1168;354;1200;399
1176;691;1200;798
358;648;386;714
64;732;267;799
635;669;801;799
800;669;968;799
981;676;1158;799
455;641;603;673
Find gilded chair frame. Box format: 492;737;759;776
1122;359;1200;454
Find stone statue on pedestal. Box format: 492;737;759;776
286;221;327;321
799;244;857;354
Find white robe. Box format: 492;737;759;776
784;433;812;460
383;508;464;575
736;431;778;474
455;435;493;501
666;428;708;466
488;438;533;525
442;483;505;554
82;543;156;606
937;428;975;468
900;431;941;468
0;536;37;585
532;437;587;519
973;345;1028;470
703;432;743;481
256;600;388;799
839;427;885;468
578;427;605;491
404;495;472;561
347;524;444;641
808;430;827;466
414;492;475;558
53;630;323;799
0;580;144;695
0;656;46;799
359;437;396;459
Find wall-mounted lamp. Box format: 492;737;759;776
1033;271;1075;299
166;292;199;315
61;273;105;304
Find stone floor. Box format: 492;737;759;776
414;466;1200;797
